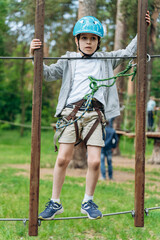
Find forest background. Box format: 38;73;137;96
0;0;160;134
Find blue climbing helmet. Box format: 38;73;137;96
73;16;104;38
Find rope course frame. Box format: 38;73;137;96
0;54;160;60
0;0;160;237
0;120;52;129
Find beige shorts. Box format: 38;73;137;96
58;108;105;147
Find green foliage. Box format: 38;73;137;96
0;81;21;122
0;44;33;125
122;94;136;132
0;0;78;131
119;135;154;159
0;0;160;132
151;11;160;99
0;0;8;78
151;59;160;98
0;0;9;56
97;0;117;51
120;0;155;39
120;0;138;38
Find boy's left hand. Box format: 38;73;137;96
145;11;151;26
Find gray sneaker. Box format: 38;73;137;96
81;200;103;220
39;200;64;220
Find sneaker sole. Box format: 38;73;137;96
39;207;64;220
81;208;103;220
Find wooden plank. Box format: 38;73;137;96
29;0;45;236
115;130;160;139
146;132;160;138
134;0;148;227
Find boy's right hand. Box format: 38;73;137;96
29;39;42;56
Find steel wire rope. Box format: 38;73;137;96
0;207;160;223
0;120;52;130
0;54;160;60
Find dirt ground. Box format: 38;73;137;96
6;156;160;183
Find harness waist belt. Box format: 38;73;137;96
66;104;94;111
66;99;104;112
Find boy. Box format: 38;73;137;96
30;13;150;220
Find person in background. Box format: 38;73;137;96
100;121;118;180
147;96;156;131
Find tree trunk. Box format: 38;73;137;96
69;0;96;169
78;0;96;19
127;75;135;96
113;0;127;155
69;141;88;169
148;138;160;164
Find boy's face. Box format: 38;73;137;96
75;33;99;56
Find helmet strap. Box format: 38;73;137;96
79;47;94;58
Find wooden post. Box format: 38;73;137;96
29;0;45;236
134;0;148;227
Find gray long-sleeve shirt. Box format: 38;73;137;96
43;35;137;120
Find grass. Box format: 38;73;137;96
0;129;154;167
119;136;154;159
0;129;57;168
0;129;160;240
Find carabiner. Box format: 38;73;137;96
129;57;137;67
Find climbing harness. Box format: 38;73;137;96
53;58;139;151
54;98;104;151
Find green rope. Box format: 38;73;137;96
56;95;93;129
84;63;137;100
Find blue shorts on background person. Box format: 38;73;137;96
100;122;118;180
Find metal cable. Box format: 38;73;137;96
145;207;160;211
0;207;159;222
0;120;52;129
0;55;160;60
0;218;29;222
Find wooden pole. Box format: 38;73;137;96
134;0;148;227
29;0;45;236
